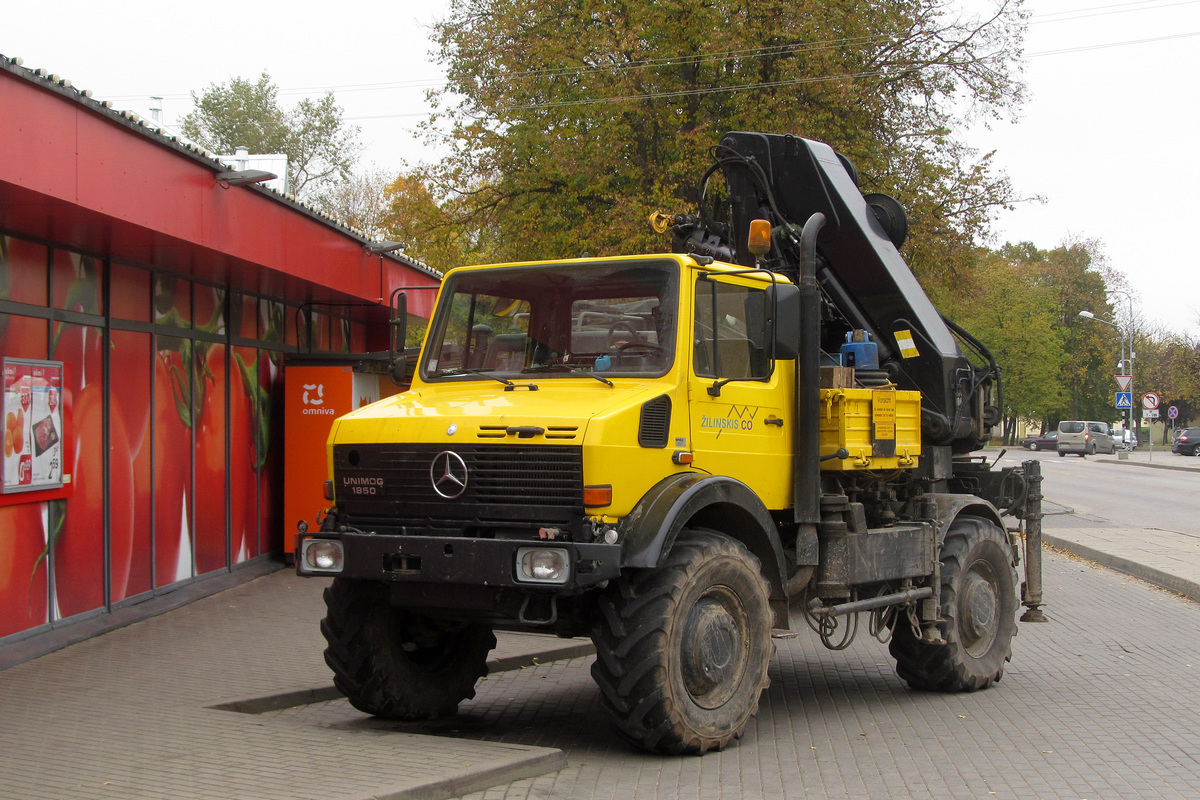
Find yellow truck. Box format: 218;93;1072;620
296;132;1044;755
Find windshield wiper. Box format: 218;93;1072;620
438;367;514;386
523;363;614;387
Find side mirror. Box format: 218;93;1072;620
390;353;409;384
389;290;409;384
766;283;800;360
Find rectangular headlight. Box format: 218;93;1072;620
300;538;345;574
515;547;569;584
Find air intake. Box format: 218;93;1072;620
638;395;671;448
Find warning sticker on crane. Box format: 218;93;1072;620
893;330;919;359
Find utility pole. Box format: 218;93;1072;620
1079;310;1129;437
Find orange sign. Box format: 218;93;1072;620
284;365;355;547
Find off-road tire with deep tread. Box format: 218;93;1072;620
590;529;773;754
889;515;1018;692
321;577;496;720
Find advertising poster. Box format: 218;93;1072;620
3;358;64;493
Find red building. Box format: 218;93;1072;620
0;56;440;657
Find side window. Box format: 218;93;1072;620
694;278;770;380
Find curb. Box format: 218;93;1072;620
1093;457;1200;474
377;747;567;800
207;640;589;800
1042;533;1200;604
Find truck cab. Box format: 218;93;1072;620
302;254;804;607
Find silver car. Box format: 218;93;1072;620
1057;420;1116;456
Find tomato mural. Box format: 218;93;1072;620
110;330;153;597
194;344;230;573
258;348;285;555
52;384;135;615
0;237;366;641
231;347;259;562
0;236;49;307
1;314;48;361
153;347;191;588
0;502;48;636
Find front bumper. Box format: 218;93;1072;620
296;531;622;592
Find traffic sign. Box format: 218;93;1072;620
1168;405;1179;420
1116;375;1132;392
1115;392;1132;409
1142;392;1161;410
1144;409;1160;419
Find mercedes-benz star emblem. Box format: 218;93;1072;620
430;451;469;499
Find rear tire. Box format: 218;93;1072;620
889;516;1017;692
590;529;773;754
321;578;496;720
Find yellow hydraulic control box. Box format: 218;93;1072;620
819;387;921;471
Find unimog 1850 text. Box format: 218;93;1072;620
296;132;1045;755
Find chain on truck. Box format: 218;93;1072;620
295;132;1046;755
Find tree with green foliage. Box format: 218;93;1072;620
1133;332;1200;439
181;72;361;198
948;245;1066;443
378;169;502;272
1020;239;1119;424
426;0;1027;272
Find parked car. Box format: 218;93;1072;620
1172;427;1200;456
1021;431;1058;451
1115;429;1138;450
1057;420;1116;456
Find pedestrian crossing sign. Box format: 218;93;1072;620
1115;392;1132;409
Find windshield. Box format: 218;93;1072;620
421;260;678;381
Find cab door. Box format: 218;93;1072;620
686;272;793;510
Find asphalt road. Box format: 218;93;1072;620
999;449;1199;533
268;533;1200;799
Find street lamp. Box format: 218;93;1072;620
1079;310;1132;440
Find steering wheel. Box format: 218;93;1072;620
606;320;642;348
615;341;663;354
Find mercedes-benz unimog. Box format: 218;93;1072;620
296;132;1045;754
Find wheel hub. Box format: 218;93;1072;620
680;592;745;708
961;566;998;655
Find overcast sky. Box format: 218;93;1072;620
4;0;1199;337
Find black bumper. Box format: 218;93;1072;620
298;531;622;592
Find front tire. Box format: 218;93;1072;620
889;516;1018;692
321;578;496;720
1028;442;1039;451
590;530;773;754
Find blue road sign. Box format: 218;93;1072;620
1116;392;1132;409
1169;405;1179;419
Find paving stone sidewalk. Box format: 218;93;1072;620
0;570;579;800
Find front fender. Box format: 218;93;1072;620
927;493;1011;556
616;473;788;598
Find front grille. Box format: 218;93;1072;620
333;444;583;511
